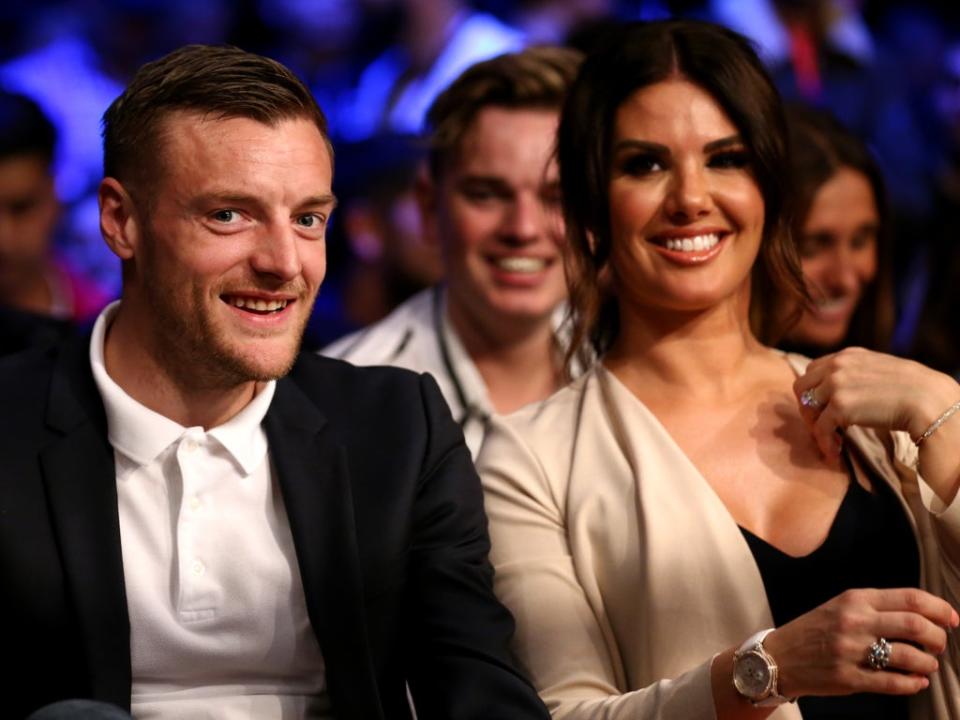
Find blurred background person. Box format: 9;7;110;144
0;89;109;354
0;0;234;301
334;135;443;329
333;0;524;141
300;133;444;350
324;46;584;458
779;104;894;356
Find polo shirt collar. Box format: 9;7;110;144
88;301;275;474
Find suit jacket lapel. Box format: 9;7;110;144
265;376;383;719
40;338;131;709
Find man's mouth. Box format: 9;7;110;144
491;256;550;273
222;295;292;314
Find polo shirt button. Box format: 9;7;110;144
191;560;205;576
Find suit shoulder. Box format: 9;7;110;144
0;343;63;450
289;352;429;408
0;343;59;397
284;352;460;461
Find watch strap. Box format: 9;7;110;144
736;628;775;657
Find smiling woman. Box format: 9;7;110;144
478;19;960;720
780;106;895;355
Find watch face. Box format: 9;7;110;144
734;651;772;698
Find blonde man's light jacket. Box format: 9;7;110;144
478;358;960;720
322;287;495;459
323;286;579;460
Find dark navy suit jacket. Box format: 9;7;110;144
0;336;548;720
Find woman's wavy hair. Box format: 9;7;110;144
558;19;806;366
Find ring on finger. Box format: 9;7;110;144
866;637;893;671
800;388;823;410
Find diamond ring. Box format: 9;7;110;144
866;637;892;671
800;388;822;410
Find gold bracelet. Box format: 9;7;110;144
915;399;960;447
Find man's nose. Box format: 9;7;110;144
251;223;302;281
501;193;542;243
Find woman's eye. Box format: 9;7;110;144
799;233;831;258
709;150;751;169
619;154;664;176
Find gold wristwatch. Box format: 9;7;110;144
732;629;796;706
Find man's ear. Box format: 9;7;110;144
413;162;440;248
98;177;141;261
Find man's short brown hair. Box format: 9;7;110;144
102;44;330;192
424;46;582;179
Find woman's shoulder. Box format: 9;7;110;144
497;367;603;436
478;367;611;476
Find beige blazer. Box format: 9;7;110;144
479;359;960;719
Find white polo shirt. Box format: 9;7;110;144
89;302;330;719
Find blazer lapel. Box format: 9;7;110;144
40;339;131;709
265;376;383;719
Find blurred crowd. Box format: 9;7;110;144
1;0;958;374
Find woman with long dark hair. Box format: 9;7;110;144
479;20;960;720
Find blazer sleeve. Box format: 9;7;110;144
403;373;550;720
479;415;717;720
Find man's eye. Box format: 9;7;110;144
10;198;39;216
541;186;563;208
297;213;326;228
212;209;240;223
850;227;877;250
462;187;498;202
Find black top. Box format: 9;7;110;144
741;454;920;720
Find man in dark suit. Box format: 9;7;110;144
0;44;549;720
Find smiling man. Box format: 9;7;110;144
0;45;549;720
324;47;584;458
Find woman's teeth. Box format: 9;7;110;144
663;234;719;252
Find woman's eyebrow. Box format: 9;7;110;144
611;139;669;154
704;135;743;152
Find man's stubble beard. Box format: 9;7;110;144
139;240;313;392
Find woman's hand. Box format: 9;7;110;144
793;347;960;502
763;587;959;698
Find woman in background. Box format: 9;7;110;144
781;105;894;355
479;19;960;720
